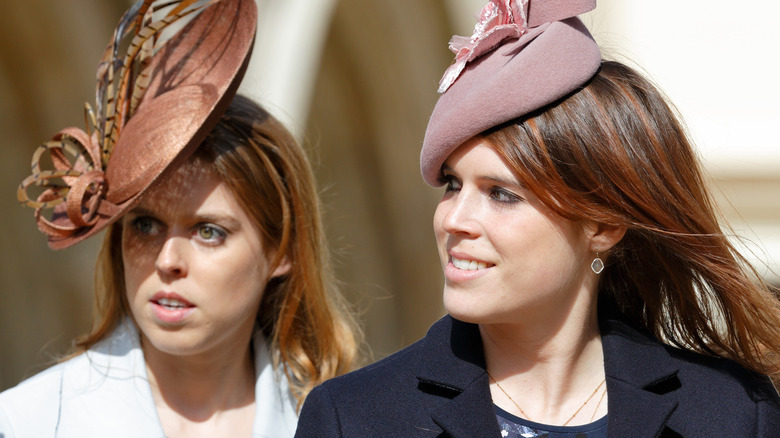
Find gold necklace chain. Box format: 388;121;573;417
590;382;608;422
486;370;606;426
486;370;532;420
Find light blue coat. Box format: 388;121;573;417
0;318;298;437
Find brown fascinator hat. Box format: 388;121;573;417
421;0;601;186
17;0;257;249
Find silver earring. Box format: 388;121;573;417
591;252;604;274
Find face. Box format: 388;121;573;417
433;138;596;326
122;158;286;359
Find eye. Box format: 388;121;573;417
441;174;462;193
131;216;162;236
489;186;522;204
195;224;227;244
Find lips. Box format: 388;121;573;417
451;255;488;271
151;292;194;308
448;249;493;270
150;292;195;323
444;251;493;283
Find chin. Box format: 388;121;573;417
446;308;498;325
444;291;523;326
444;295;492;325
140;326;203;356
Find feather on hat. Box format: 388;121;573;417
18;0;257;249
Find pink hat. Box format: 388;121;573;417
18;0;257;249
421;0;601;186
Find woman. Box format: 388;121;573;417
1;0;359;436
295;1;780;436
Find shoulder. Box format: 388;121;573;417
296;316;460;435
295;339;426;437
666;343;780;403
606;313;778;404
1;358;69;397
311;315;459;396
665;345;780;433
601;312;780;434
0;356;78;436
0;319;164;437
601;306;775;397
312;327;430;397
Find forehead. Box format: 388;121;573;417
444;138;517;178
135;157;221;211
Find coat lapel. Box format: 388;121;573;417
428;378;503;438
600;308;680;438
415;310;685;438
606;379;678;438
416;316;502;438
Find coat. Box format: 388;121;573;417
0;318;298;437
296;309;780;437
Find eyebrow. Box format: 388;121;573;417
126;207;156;218
483;175;524;188
194;213;242;229
127;207;242;229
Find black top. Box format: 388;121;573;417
495;405;608;438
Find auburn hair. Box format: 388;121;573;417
77;95;362;406
484;60;780;378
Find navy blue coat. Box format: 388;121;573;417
296;309;780;437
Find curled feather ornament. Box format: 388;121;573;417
17;0;256;249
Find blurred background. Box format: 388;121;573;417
2;0;779;390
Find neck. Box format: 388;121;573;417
142;335;256;422
480;300;606;425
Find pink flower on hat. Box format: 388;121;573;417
438;0;529;93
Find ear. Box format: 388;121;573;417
584;221;627;254
270;254;292;279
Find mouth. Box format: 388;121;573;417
150;292;194;310
450;255;491;271
155;297;191;310
149;292;196;324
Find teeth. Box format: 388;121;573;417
451;256;487;271
157;298;186;309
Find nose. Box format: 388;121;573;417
437;189;480;237
155;236;188;279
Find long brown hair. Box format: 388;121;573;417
78;95;362;405
484;60;780;378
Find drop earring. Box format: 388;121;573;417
591;252;604;274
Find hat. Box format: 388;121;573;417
17;0;257;249
421;0;601;186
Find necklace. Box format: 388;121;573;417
486;370;606;426
590;382;608;421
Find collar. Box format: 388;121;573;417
415;316;502;437
251;329;298;437
414;308;681;438
599;304;679;438
57;318;165;435
57;318;297;437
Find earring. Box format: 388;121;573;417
591;252;604;274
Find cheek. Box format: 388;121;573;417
121;231;159;295
209;249;269;298
517;222;587;285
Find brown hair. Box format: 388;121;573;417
484;60;780;378
77;95;362;405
